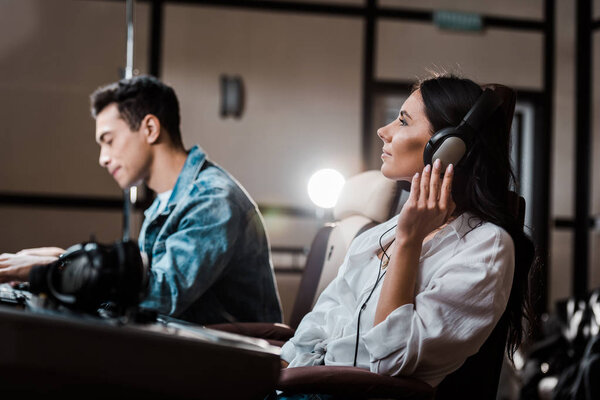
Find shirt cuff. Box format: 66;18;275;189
280;340;296;363
362;303;414;361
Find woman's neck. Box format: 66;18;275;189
377;215;457;260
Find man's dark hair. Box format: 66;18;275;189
90;75;183;148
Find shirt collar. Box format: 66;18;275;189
349;212;476;259
143;145;207;218
169;145;207;203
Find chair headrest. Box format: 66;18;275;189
334;170;398;223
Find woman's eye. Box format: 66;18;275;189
398;118;407;126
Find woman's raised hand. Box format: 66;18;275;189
395;158;455;243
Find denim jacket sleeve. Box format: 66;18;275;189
139;183;242;317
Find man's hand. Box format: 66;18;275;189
17;247;64;258
0;253;58;283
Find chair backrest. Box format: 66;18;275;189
435;191;525;400
436;84;519;399
288;170;400;329
435;314;509;400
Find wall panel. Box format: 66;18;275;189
0;0;149;197
591;232;600;292
162;5;363;210
551;1;576;218
378;0;543;20
0;206;123;253
376;21;543;90
0;0;149;252
549;230;573;309
261;0;364;5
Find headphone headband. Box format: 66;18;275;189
459;88;504;132
423;86;506;168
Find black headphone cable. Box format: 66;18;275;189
353;223;397;367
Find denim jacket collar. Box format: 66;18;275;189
144;145;207;219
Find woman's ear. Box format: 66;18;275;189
141;114;161;144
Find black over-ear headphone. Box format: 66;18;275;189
29;240;149;315
422;88;504;169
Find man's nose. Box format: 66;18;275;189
98;148;110;168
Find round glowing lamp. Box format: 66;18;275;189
307;169;345;209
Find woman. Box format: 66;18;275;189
277;74;535;397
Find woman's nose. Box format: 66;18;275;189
377;125;389;142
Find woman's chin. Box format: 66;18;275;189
380;165;411;182
380;164;391;178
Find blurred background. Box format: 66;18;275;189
0;0;598;335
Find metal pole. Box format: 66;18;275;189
573;0;592;299
125;0;135;80
531;0;554;314
123;0;135;241
149;0;164;77
360;0;376;171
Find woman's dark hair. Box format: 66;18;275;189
414;74;537;362
90;75;183;149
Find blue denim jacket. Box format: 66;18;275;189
138;145;282;325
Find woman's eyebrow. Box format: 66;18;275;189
400;110;413;120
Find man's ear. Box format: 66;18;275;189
141;114;161;144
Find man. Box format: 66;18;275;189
0;75;282;325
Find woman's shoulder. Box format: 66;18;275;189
450;213;515;264
336;218;398;282
454;213;512;240
347;214;398;253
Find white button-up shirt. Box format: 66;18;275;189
280;212;515;387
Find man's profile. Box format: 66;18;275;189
0;75;282;325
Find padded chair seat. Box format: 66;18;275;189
277;366;434;400
206;322;295;346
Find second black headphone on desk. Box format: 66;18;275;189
29;240;149;315
422;87;505;169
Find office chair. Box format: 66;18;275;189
210;192;525;400
214;192;524;399
208;169;401;343
276;84;523;400
209;170;434;398
213;85;525;400
289;169;401;329
275;192;525;400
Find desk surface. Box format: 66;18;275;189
0;289;280;399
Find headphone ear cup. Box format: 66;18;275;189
431;136;467;170
423;141;435;167
117;241;145;305
424;126;465;168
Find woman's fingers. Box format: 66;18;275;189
399;163;454;241
420;164;431;203
439;163;454;212
408;171;421;203
429;159;442;204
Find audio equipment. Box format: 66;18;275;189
28;240;149;316
423;88;504;169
